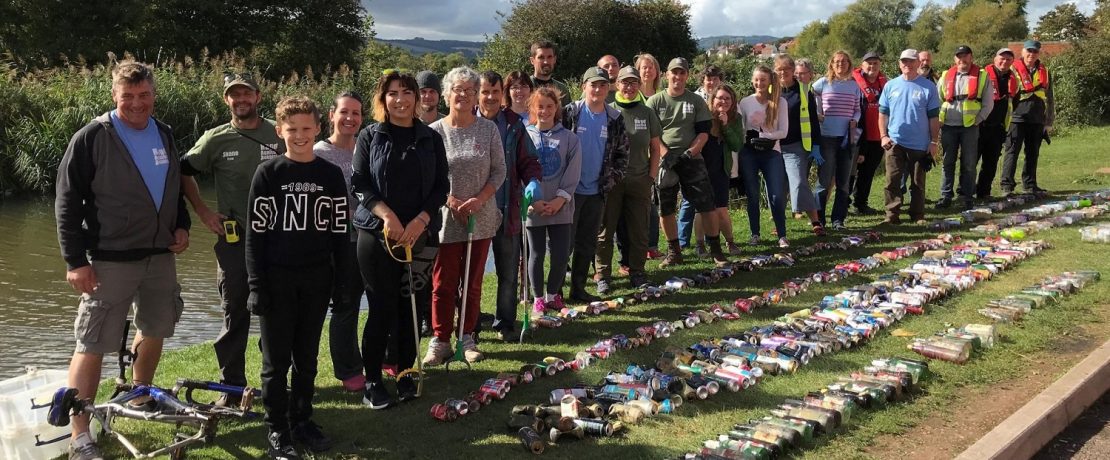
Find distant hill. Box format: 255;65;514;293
698;35;781;50
377;37;485;59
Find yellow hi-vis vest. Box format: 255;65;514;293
938;67;988;127
799;82;813;151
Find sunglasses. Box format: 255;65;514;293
381;68;411;76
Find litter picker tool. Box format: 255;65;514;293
384;225;425;397
446;215;476;372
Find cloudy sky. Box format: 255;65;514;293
364;0;1097;41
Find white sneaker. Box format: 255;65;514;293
748;235;761;246
69;433;104;460
421;337;452;366
461;334;484;363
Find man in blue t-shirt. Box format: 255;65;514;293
562;66;629;303
878;49;941;225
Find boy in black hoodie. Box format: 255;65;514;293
246;96;348;459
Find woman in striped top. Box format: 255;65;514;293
811;50;861;231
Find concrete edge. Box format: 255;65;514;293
956;338;1110;460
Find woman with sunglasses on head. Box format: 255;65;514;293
505;71;534;123
738;65;791;248
811;51;862;231
424;66;506;367
351;71;448;409
313;91;368;392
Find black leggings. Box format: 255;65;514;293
526;224;572;298
356;229;417;383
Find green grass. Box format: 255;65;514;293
92;126;1110;459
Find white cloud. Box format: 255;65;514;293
365;0;1098;41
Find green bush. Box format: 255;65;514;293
1046;32;1110;128
0;53;378;195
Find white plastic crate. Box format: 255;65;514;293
1;424;69;460
0;368;71;460
0;368;69;430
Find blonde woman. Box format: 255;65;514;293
811;50;862;230
738;65;790;248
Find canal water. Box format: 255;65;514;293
0;191;496;379
0;193;234;379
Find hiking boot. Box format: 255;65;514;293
596;278;612;295
706;237;729;267
461;334;484;363
727;242;743;255
267;430;302;460
629;273;649;288
856;205;878;215
362;381;393;410
396;375;418;402
69;433;103;460
659;241;684;268
935;197;952;209
695;243;708;259
421;337;452;366
340;374;366;393
291;420;333;453
830;221;846;231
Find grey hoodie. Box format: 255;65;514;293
524;123;581;227
55;112;189;270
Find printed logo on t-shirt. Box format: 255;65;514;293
153;148;168;166
252;183;347;233
600;126;608;139
261;144;280;161
683;103;694;115
222;150;239;160
634;119;647;131
537;138;562;178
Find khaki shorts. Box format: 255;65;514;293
73;253;183;354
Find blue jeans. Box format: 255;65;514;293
780;142;818;213
490;225;521;333
740;146;788;238
677;198;695;247
814;136;854;225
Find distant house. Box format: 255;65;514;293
1005;40;1072;58
705;43;745;58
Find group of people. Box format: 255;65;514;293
54;37;1054;460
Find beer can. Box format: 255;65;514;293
445;399;469;416
559;394;581;418
518;427;545;454
430;403;458;422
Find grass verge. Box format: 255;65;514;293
89;126;1110;459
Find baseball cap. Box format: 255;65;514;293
955;45;973;56
617;66;640;82
667;57;689;71
1023;40;1042;51
996;48;1015;57
582;66;609;84
862;51;881;62
899;49;919;61
416;71;441;91
223;72;259;96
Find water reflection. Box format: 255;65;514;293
0;195;241;379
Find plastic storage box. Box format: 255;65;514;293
0;368;71;460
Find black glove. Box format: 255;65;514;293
247;289;270;316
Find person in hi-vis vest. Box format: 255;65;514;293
936;45;993;211
1000;39;1055;195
